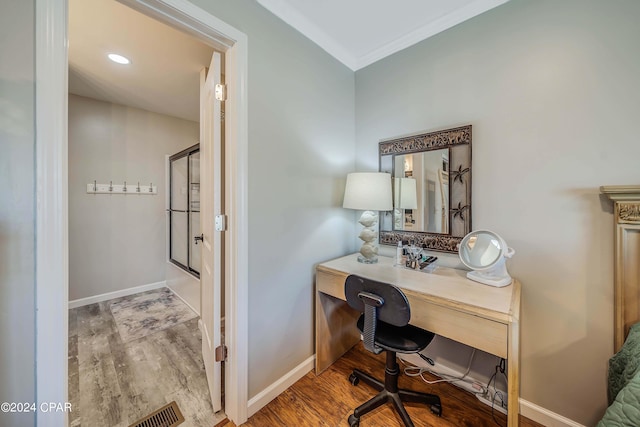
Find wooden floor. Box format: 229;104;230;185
69;298;226;427
225;343;544;427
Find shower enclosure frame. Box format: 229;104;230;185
168;143;201;277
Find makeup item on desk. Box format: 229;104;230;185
419;256;438;270
404;242;423;270
406;258;420;270
398;240;409;266
396;241;404;265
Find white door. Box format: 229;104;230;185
200;51;224;413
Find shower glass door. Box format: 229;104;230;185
189;151;201;273
169;144;201;276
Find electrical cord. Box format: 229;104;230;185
401;351;511;426
486;357;508;427
401;348;482;389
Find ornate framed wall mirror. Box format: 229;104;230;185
379;125;472;253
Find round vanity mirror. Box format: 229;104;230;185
459;230;514;287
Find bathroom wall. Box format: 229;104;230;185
68;94;199;301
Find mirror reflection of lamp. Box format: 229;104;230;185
393;178;417;230
343;172;393;264
394;178;417;209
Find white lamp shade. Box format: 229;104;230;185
394;178;417;209
343;172;393;211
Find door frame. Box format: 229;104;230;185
34;0;249;424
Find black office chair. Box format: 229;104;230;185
345;274;442;427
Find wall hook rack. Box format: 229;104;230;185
87;181;157;195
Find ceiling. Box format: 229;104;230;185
69;0;510;120
68;0;214;122
256;0;510;70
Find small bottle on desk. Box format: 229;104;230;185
396;241;404;266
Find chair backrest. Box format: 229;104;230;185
345;275;411;354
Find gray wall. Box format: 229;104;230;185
355;0;640;424
68;94;198;300
188;0;356;399
0;0;36;426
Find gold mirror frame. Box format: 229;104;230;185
379;125;472;253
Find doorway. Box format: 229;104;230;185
67;0;224;422
35;0;249;424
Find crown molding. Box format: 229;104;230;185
255;0;357;70
257;0;510;71
355;0;510;69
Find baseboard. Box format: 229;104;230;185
247;355;315;417
520;399;586;427
166;286;200;316
68;281;167;309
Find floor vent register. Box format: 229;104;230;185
128;401;185;427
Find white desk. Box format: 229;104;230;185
315;254;521;426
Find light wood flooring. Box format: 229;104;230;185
223;343;544;427
69;298;226;427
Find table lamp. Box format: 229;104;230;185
343;172;393;263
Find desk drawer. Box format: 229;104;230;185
316;268;509;359
409;297;508;358
317;270;348;300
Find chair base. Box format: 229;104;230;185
347;353;441;427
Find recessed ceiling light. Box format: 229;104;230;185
107;53;130;65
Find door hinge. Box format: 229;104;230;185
215;84;227;101
215;345;228;362
214;214;227;232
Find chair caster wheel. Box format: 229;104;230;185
430;403;442;417
348;373;360;386
348;414;360;426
